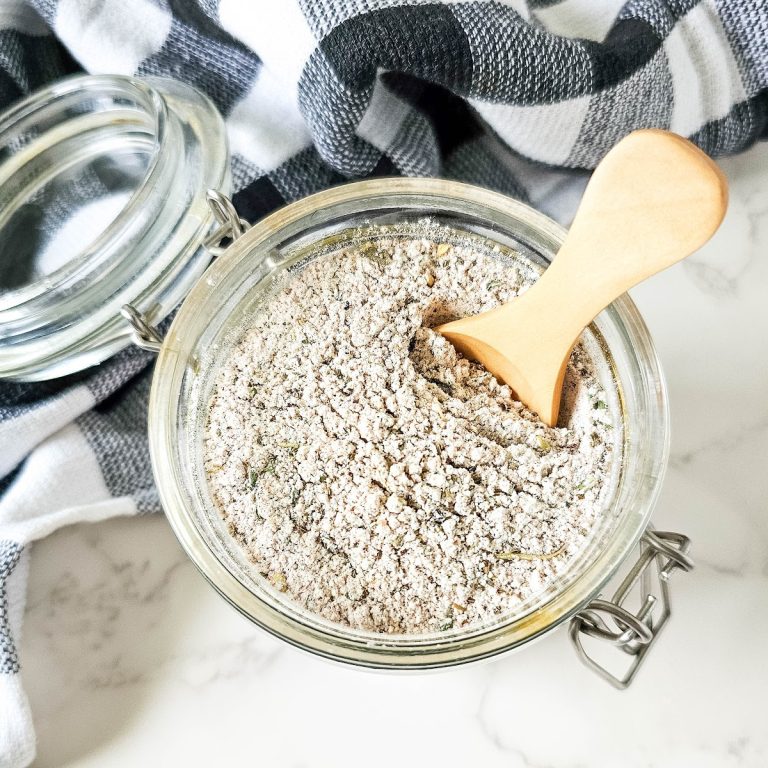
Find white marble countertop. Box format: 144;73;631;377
21;142;768;768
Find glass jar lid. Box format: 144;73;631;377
0;74;229;380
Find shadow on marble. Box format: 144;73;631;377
21;515;264;766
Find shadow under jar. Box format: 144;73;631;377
0;75;693;689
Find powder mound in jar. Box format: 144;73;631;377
204;226;616;634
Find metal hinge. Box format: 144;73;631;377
120;303;164;352
203;189;250;256
122;190;248;352
569;528;694;689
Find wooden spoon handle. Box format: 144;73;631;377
538;130;727;333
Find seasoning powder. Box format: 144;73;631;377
204;226;616;634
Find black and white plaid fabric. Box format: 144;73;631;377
0;1;766;764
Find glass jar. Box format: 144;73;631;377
148;178;691;685
0;77;693;688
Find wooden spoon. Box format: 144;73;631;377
436;129;728;427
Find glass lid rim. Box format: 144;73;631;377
0;73;171;312
0;73;230;382
149;177;670;666
0;72;162;131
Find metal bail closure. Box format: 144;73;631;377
121;304;164;353
569;528;693;689
121;191;250;355
204;189;251;256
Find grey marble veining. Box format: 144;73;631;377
20;142;768;768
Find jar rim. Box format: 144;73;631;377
150;178;670;668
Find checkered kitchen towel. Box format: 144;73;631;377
1;0;766;764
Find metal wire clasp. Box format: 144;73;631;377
569;528;693;689
120;304;163;352
121;191;249;353
203;189;250;256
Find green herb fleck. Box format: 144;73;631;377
593;400;608;410
439;618;454;631
486;279;503;291
268;571;287;592
535;435;552;453
574;476;597;493
361;242;392;266
496;545;566;561
249;457;277;488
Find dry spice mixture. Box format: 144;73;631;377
204;224;616;634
